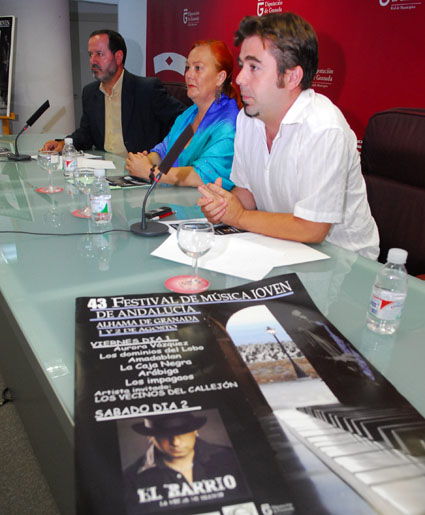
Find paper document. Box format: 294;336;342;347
77;157;116;169
152;226;329;281
82;153;102;159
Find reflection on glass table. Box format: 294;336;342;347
43;198;64;229
36;150;63;194
73;167;95;218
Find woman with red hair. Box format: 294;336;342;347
126;40;240;190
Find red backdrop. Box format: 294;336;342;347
146;0;425;140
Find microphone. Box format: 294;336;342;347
131;123;194;237
8;100;50;161
157;123;194;175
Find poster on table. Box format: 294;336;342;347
75;274;424;514
0;16;15;118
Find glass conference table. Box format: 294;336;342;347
1;135;424;514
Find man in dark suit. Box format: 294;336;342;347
43;30;185;156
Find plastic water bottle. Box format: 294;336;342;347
62;137;78;177
90;169;112;224
366;248;408;335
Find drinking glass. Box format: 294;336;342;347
73;167;95;218
165;221;214;293
36;150;62;194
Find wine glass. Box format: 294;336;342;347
165;221;215;293
36;150;63;194
73;167;95;218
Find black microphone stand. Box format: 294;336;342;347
8;100;50;162
8;125;31;161
130;166;168;236
130;123;194;237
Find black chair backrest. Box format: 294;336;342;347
361;108;425;276
162;81;193;108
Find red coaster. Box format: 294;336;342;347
72;209;91;218
165;275;210;294
36;186;63;194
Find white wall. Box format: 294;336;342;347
118;0;147;76
75;0;148;76
0;0;149;135
0;0;75;135
70;1;118;126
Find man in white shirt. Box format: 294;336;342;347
198;13;379;259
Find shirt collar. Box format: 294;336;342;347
99;69;124;97
249;89;314;135
281;88;314;126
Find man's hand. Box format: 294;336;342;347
198;178;245;226
199;180;330;242
42;139;65;152
198;178;227;224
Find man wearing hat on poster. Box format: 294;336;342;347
123;412;248;512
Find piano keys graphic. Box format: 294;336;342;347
226;305;425;514
275;404;425;515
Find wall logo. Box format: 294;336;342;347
183;8;200;26
257;1;264;15
379;0;422;10
312;68;334;90
257;0;283;17
153;53;187;76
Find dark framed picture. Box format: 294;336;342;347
0;16;15;117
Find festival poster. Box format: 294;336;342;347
75;273;425;514
0;16;15;117
75;275;298;515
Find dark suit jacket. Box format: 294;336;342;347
70;70;186;153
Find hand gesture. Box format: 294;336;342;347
198;178;245;227
42;139;65;152
125;151;152;180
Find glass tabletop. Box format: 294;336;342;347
1;134;424;424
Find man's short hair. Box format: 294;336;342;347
89;29;127;65
234;12;318;90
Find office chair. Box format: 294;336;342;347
361;108;425;278
162;81;193;108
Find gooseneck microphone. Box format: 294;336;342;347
8;100;50;161
131;123;194;237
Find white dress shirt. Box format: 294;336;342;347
231;89;379;259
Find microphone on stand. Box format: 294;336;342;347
8;100;50;161
131;123;194;237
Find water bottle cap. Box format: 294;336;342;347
387;248;408;264
94;169;106;177
64;137;73;144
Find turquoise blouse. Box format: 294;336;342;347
151;94;239;190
